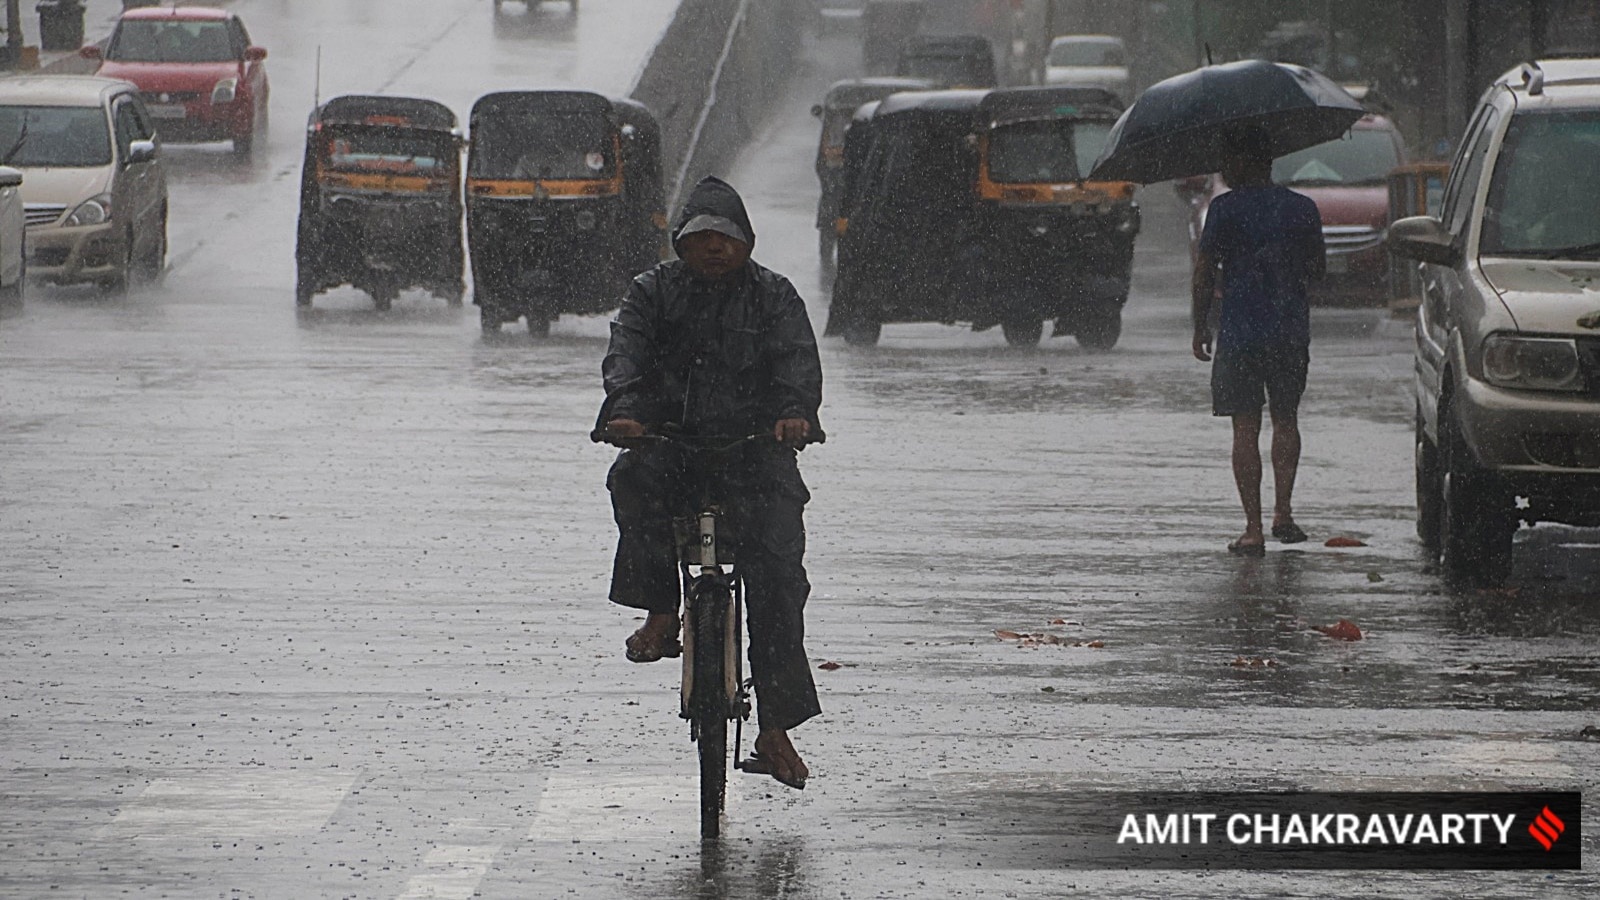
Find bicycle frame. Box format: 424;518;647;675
677;508;750;730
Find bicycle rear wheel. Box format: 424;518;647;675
691;582;729;839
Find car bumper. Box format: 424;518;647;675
146;100;251;142
1456;375;1600;522
1309;245;1388;306
26;223;124;284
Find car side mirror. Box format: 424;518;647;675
810;104;823;118
0;166;22;188
1387;215;1458;266
79;45;102;60
245;46;268;62
126;140;158;166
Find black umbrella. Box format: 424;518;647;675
1088;59;1365;185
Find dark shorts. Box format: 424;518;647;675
1211;342;1309;419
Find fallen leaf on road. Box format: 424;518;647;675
1366;571;1384;582
1324;536;1368;548
1049;618;1066;625
1229;656;1279;668
1085;640;1105;648
817;661;842;671
994;629;1024;640
1314;619;1364;641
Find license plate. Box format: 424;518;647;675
1326;254;1349;275
148;104;187;120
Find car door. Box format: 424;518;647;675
231;18;266;116
1417;102;1500;438
111;96;158;258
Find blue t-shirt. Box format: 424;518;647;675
1198;185;1324;350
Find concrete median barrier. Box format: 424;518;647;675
631;0;801;214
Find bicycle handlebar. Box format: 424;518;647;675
589;426;825;450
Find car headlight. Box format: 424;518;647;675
574;210;597;231
1482;334;1585;392
212;78;238;105
64;194;112;227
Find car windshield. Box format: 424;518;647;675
0;105;111;168
470;114;613;180
108;20;237;63
987;119;1113;183
1271;128;1400;186
1481;111;1600;259
323;127;451;176
1048;40;1125;67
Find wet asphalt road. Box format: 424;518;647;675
2;4;1599;897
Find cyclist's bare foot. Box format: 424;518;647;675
752;729;808;790
624;612;681;663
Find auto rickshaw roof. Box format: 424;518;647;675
315;95;458;131
874;89;988;120
823;77;937;110
470;90;616;122
981;85;1125;125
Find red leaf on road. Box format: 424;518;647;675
1049;618;1067;625
1085;640;1106;648
1324;536;1368;548
1314;619;1364;641
994;629;1024;640
817;661;842;671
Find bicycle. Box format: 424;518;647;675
592;428;815;838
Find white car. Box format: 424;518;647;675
1044;35;1129;101
0;164;21;307
0;76;168;292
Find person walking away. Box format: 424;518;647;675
1190;128;1325;555
597;176;823;788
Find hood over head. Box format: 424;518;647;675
673;176;754;252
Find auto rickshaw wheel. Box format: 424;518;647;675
1074;305;1123;351
370;284;396;312
842;314;881;347
479;306;501;333
526;312;551;337
1001;317;1044;347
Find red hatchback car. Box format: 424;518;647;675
1179;114;1407;306
83;7;268;155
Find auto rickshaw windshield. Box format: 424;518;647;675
987;119;1113;183
470;114;615;180
901;53;985;86
323;127;452;176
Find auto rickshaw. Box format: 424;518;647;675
465;91;665;335
812;76;932;268
827;86;1140;348
295;95;464;311
895;34;997;88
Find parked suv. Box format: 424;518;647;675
0;76;168;292
1390;58;1600;586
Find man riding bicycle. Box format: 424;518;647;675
597;176;824;790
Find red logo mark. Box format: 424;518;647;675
1529;806;1566;851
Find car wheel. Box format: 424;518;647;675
1001;316;1044;347
136;207;167;283
843;313;881;346
527;312;551;337
818;230;836;272
370;283;395;312
1415;409;1442;552
1439;409;1514;587
232;128;254;156
479;304;500;334
0;256;23;309
98;229;134;295
1074;304;1122;350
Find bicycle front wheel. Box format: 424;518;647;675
692;582;729;839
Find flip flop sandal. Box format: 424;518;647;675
1271;522;1308;544
737;751;807;790
1227;539;1266;557
624;631;681;664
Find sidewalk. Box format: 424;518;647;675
4;0;126;76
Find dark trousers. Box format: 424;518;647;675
607;445;821;732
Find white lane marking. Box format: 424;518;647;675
396;828;501;900
102;771;357;839
525;771;713;842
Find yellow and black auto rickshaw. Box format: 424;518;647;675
465;91;665;335
295;95;464;310
812;76;931;267
827;86;1140;348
